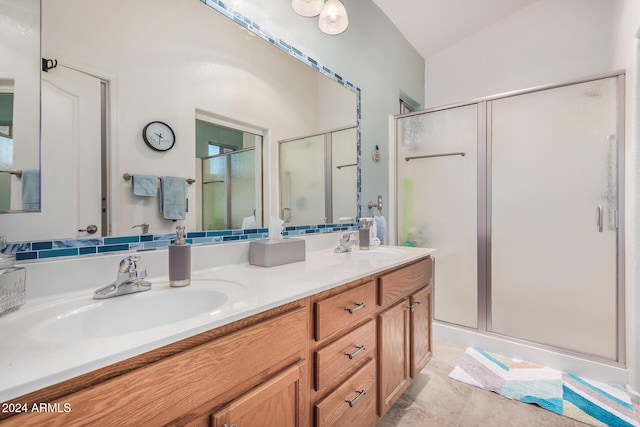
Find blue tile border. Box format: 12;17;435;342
3;223;357;262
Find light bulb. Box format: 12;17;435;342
319;0;348;35
292;0;324;17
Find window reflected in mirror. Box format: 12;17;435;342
196;118;262;231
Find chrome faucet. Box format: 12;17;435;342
334;231;359;253
93;255;152;299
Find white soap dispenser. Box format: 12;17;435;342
169;226;191;287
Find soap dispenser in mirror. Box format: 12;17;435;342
169;226;191;287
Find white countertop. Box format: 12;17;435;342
0;235;434;402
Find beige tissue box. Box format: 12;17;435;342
249;238;306;267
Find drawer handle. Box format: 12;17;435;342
345;389;366;407
344;302;366;314
344;344;366;360
407;304;416;312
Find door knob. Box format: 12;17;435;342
79;225;98;234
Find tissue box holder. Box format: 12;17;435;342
0;267;26;316
249;238;306;267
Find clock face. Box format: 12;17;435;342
143;121;175;151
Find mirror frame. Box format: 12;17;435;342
3;0;361;260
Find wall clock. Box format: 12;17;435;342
142;121;175;151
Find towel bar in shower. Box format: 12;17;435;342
122;173;195;185
0;170;23;178
405;152;466;162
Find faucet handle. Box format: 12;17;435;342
118;255;141;273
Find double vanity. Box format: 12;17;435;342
0;233;434;426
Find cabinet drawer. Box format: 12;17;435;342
315;319;376;391
315;281;376;341
314;359;377;427
378;258;432;306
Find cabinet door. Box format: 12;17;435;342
212;361;304;427
410;286;432;378
377;299;410;417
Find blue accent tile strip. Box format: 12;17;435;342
79;247;97;255
98;244;131;253
16;252;37;261
39;248;79;259
32;241;52;251
104;236;139;245
2;225;309;262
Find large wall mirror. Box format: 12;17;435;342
0;0;41;214
1;0;359;244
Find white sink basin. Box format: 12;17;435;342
337;247;403;261
26;281;238;342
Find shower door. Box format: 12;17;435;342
396;104;479;328
279;134;326;225
279;126;357;226
395;73;624;361
202;148;256;230
490;77;621;360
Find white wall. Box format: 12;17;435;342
425;0;613;108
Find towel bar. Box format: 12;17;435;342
123;173;195;185
0;170;23;178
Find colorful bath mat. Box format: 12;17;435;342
449;347;639;427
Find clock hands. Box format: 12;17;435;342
143;122;174;151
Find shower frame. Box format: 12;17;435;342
392;70;627;366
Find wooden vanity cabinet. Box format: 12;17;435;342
1;306;308;427
312;280;378;427
377;257;433;418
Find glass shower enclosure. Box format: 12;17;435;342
201;148;256;230
395;73;625;362
279;126;357;226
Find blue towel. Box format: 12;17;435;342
159;176;186;220
132;174;157;197
21;170;40;211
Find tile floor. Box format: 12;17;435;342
378;341;639;427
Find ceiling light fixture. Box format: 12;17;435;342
293;0;349;35
291;0;324;17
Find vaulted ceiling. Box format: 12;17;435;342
371;0;539;59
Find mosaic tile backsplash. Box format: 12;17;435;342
3;223;358;262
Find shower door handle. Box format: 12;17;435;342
597;204;603;232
